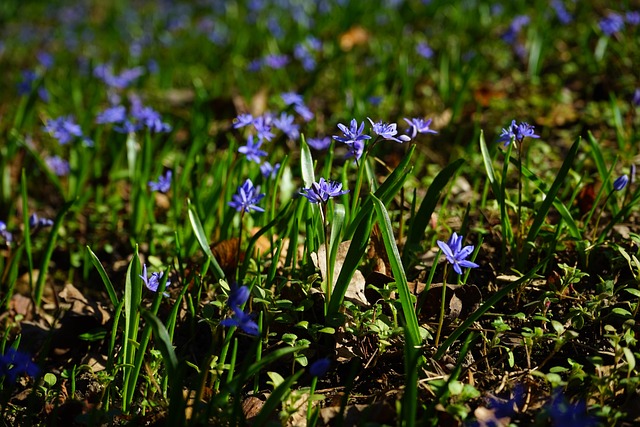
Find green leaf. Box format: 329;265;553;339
300;134;316;188
187;199;225;281
253;371;303;427
86;246;119;307
403;158;465;263
141;309;179;380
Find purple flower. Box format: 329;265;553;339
294;104;314;121
46;155;70;176
234;113;254;129
307;136;331;150
37;51;54;69
333;119;371;145
403;117;437;139
416;42;434;59
149;170;172;193
94;64;145;89
632;88;640;107
29;213;54;230
551;0;572;25
228;284;250;308
613;175;629;191
300;178;349;204
502;15;530;44
253;115;275;141
309;358;331;377
263;54;289;69
229;179;265;213
238;135;268;163
260;162;281;179
139;263;170;297
0;348;40;383
627;11;640;25
0;221;13;243
546;389;598;427
497;120;540;147
368;118;411;143
599;13;624;36
17;70;37;96
43;116;84;145
131;103;171;133
437;232;479;275
273;112;300;140
96;105;127;124
281;92;304;106
220;306;259;336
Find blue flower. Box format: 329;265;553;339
281;92;304;107
149;170;172;193
294;104;314;122
0;221;13;243
253;115;275;141
273;112;300;140
333;119;371;161
300;178;349;204
29;213;54;230
96;105;127;124
368;118;411;143
613;175;629;191
229;179;265;213
403;117;437;139
497;120;540;147
333;119;371;146
139;263;170;297
228;284;250;308
46;156;70;176
551;0;572;25
309;358;331;377
263;54;289;69
546;389;598;427
234;113;254;129
632;88;640;107
260;162;281;179
220;306;260;336
599;13;624;36
437;232;479;275
416;42;434;59
131;102;171;133
238;135;268;163
0;348;40;383
307;136;331;151
627;11;640;26
43;116;84;145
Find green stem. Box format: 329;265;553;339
307;376;318;426
435;264;448;347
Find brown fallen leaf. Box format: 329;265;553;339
339;26;369;51
311;241;369;307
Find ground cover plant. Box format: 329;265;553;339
1;0;640;425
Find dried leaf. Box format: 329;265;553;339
311;241;369;307
418;283;482;321
339;26;369;51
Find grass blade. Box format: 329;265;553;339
187;199;225;281
86;245;119;308
403;158;465;263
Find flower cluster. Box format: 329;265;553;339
0;348;40;383
497;119;540;147
17;69;49;102
148;170;172;193
333;119;371;160
300;178;349;204
294;36;322;71
248;54;289;71
501;15;530;59
140;263;171;297
437;232;479;275
229;179;265;213
44;115;92;146
220;284;259;336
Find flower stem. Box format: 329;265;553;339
434;264;448;347
320;203;332;314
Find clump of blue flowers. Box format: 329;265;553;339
497;119;540;147
300;178;349;204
